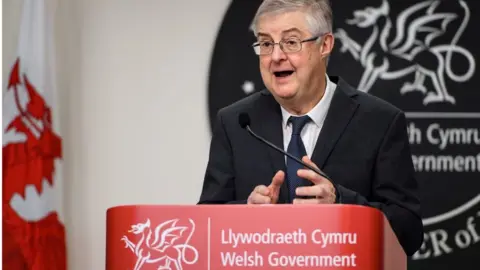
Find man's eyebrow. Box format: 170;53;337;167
282;27;302;34
257;32;271;38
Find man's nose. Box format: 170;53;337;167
271;44;287;62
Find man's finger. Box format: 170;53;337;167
302;156;320;170
297;168;326;185
294;184;336;204
255;185;270;196
250;193;271;204
295;185;328;197
293;198;331;204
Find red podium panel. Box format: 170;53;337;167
106;205;405;270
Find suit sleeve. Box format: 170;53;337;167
197;110;246;204
335;111;424;256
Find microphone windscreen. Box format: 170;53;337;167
238;113;251;129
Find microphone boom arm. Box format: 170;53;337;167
246;125;331;181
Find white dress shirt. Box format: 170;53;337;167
280;75;337;159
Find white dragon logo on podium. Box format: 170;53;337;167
335;0;475;105
121;218;199;270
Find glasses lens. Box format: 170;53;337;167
282;38;301;53
259;41;274;55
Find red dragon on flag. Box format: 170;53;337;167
3;57;67;270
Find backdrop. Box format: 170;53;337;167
209;0;479;269
3;0;479;269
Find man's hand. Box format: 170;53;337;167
294;156;336;204
247;170;284;204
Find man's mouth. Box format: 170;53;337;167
274;70;294;78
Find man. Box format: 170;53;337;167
198;0;423;256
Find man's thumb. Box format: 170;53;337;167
270;170;285;189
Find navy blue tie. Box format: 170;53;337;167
286;115;311;202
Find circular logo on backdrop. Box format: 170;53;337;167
207;1;480;268
327;1;480;268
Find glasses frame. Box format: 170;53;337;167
252;35;322;56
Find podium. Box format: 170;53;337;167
106;205;406;270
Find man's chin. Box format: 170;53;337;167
272;88;297;100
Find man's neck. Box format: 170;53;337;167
281;77;327;116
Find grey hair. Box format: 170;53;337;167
250;0;333;38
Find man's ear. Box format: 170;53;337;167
320;33;334;59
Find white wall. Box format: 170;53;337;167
3;0;231;269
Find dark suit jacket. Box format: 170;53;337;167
198;76;423;256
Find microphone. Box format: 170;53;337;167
238;112;331;181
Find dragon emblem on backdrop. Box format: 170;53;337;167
334;0;475;105
121;218;199;270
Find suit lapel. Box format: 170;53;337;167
255;90;289;203
311;77;359;170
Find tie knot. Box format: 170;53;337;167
289;115;310;135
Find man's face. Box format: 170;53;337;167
256;11;329;104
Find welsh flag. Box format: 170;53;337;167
3;0;67;268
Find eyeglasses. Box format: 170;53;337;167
252;36;320;55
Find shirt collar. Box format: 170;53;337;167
280;74;337;128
